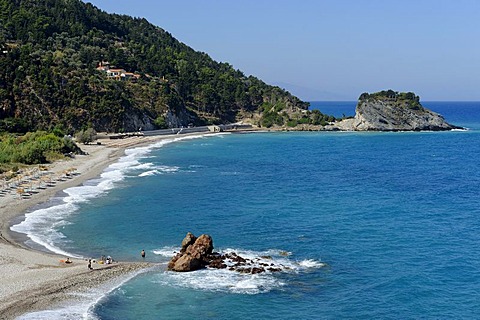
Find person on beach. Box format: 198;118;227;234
88;259;93;270
141;249;146;258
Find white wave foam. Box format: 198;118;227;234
129;162;155;170
157;165;179;173
154;268;284;295
298;259;326;269
10;163;130;257
153;247;325;295
214;249;326;276
152;246;178;258
10;201;84;258
138;165;179;177
138;170;159;177
219;248;319;273
10;133;214;256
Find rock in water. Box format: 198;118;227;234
334;90;462;131
185;234;213;257
169;253;203;272
180;232;197;253
168;233;213;272
168;233;285;273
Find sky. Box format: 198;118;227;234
85;0;480;101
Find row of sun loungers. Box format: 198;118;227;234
0;167;80;199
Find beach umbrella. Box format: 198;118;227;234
16;188;24;198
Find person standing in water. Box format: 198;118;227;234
141;249;146;258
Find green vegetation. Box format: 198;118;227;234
0;0;339;169
154;115;168;129
75;128;97;144
261;109;336;128
258;101;336;128
0;0;314;132
358;90;423;110
0;131;80;165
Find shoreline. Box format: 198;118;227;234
0;133;212;319
0;126;464;318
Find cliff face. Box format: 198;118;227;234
334;91;460;131
350;99;457;131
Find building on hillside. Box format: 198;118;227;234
106;69;126;80
121;72;141;81
96;61;140;81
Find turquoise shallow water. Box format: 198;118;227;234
14;102;480;319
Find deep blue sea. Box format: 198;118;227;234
13;102;480;319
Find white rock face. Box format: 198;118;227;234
333;99;459;131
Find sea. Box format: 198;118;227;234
12;101;480;319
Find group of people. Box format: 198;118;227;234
87;255;114;270
63;249;147;271
85;250;146;271
101;255;114;264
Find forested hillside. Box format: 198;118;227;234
0;0;332;133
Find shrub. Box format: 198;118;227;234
154;116;168;129
298;117;310;124
0;131;80;165
52;125;66;137
75;128;97;144
260;112;284;128
287;120;298;127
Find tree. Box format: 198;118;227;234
0;0;313;133
75;128;96;144
154;115;167;129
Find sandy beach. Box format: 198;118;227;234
0;134;194;319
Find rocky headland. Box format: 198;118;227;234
328;90;462;131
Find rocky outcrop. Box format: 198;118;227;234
331;90;461;131
168;233;213;272
167;233;284;274
122;108;157;131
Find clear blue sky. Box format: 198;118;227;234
85;0;480;101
